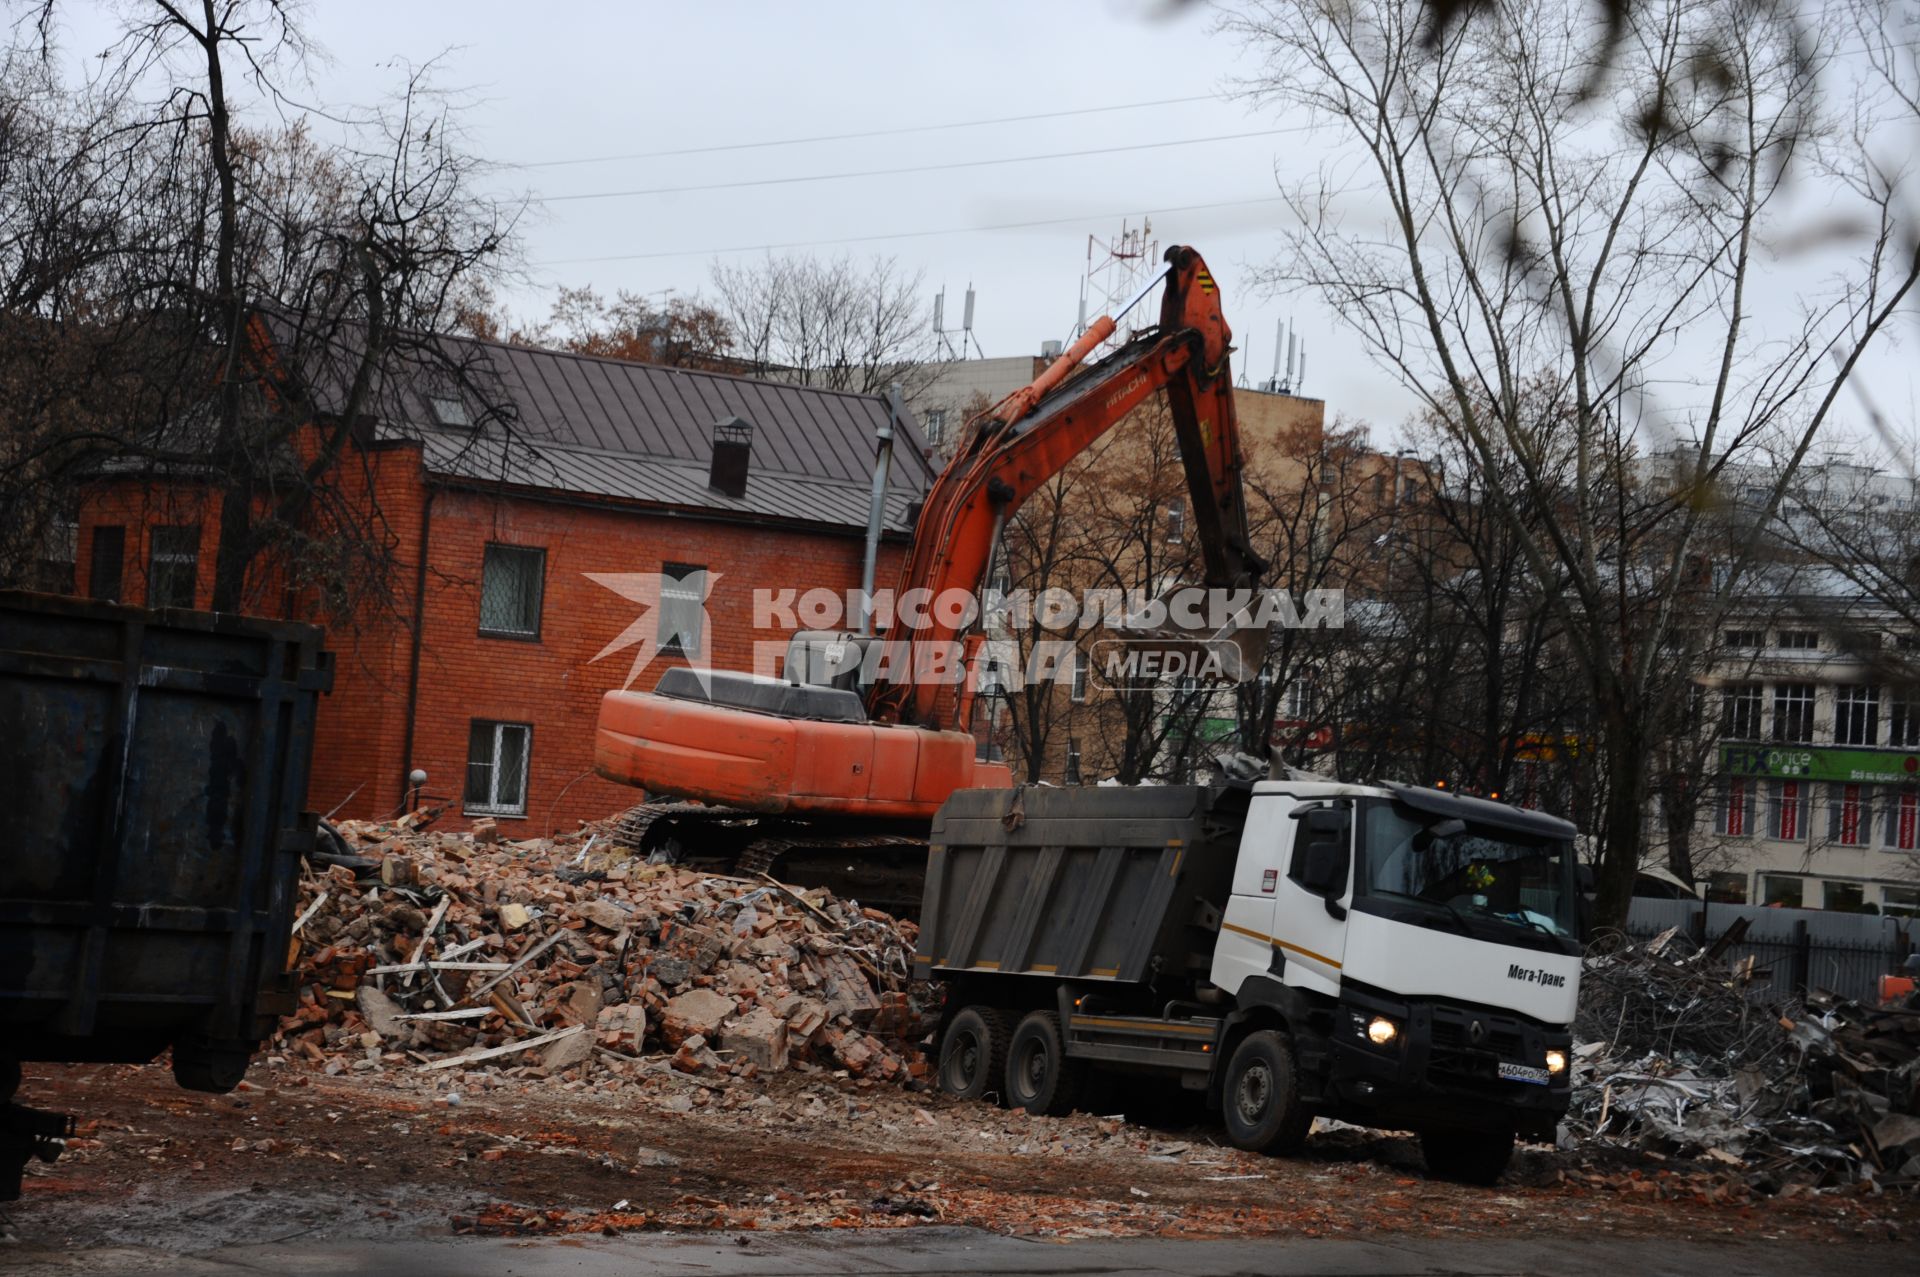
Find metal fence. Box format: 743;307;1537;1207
1623;898;1916;1004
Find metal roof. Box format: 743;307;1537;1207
257;310;935;532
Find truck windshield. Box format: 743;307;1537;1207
1358;800;1578;942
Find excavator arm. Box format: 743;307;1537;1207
872;245;1264;727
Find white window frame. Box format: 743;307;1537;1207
1891;692;1920;748
148;525;199;609
1070;648;1088;702
1776;630;1820;652
1767;778;1809;842
1716;775;1756;837
1827;782;1872;847
466;720;531;817
429;395;471;427
1722;683;1763;740
1165;503;1186;546
1834;684;1879;746
1884;788;1920;851
1772;683;1815;743
1283;677;1319;722
658;562;708;657
478;543;546;639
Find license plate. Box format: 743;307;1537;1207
1498;1062;1549;1086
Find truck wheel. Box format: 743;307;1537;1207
171;1042;252;1094
938;1007;1011;1104
1005;1011;1085;1117
1420;1127;1514;1185
1220;1029;1312;1154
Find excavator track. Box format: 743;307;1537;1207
609;802;930;916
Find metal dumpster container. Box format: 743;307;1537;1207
0;590;332;1092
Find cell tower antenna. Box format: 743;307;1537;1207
963;283;985;358
1073;216;1161;353
1286;324;1297;391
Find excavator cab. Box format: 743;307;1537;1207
783;629;884;697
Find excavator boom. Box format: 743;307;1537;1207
872;244;1261;727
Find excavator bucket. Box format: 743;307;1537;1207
1097;588;1268;688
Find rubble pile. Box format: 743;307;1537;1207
1570;929;1920;1192
275;811;931;1090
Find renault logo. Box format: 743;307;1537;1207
1468;1019;1487;1045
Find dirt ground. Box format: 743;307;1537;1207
9;1057;1916;1251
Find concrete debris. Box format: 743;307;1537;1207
274;811;928;1091
1569;931;1920;1193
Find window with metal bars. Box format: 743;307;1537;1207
659;562;707;656
1772;683;1815;743
1834;684;1880;746
479;543;545;638
148;525;199;608
465;720;531;816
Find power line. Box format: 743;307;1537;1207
510;93;1225;170
532;194;1293;266
541;129;1298;203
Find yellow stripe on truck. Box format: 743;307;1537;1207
1221;921;1342;971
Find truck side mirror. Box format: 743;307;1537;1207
1289;807;1351;901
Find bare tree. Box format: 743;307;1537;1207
4;2;522;624
710;252;938;399
1223;0;1920;926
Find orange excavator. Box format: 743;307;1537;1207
593;245;1263;904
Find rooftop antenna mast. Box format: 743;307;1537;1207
1071;217;1161;356
932;284;983;360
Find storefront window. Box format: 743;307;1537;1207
1705;872;1748;904
1761;875;1805;907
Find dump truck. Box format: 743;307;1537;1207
918;776;1582;1183
0;591;332;1201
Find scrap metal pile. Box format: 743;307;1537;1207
275;811;931;1091
1570;928;1920;1192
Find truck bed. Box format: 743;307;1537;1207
915;785;1243;988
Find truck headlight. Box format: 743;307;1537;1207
1366;1016;1398;1046
1545;1048;1567;1076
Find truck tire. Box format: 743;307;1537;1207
938;1006;1012;1104
1005;1011;1085;1117
171;1041;253;1094
1220;1029;1312;1154
1420;1127;1514;1185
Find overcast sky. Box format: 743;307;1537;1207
37;1;1920;456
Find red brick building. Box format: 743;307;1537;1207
75;324;933;833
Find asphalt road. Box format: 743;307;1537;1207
0;1228;1903;1276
